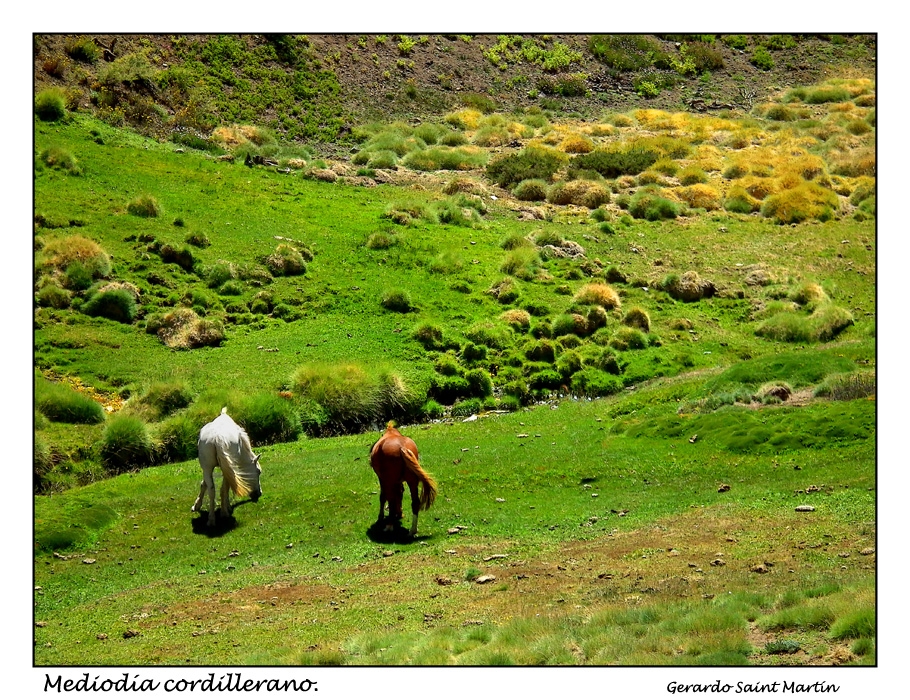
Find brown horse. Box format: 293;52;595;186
370;422;437;536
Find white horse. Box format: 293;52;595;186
192;408;262;526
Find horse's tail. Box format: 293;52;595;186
216;446;252;498
400;447;437;511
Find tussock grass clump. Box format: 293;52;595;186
546;180;611;209
82;286;138;323
513;179;549;202
574;283;621;309
500;308;531;331
755;304;854;343
265;244;308;276
568;144;659;179
487;276;521;304
610;325;649;350
134;381;193;419
760;181;839;224
127;194;162;218
723;186;762;214
500;249;540;281
291;363;420;433
628;186;680;220
146;308;225;349
35;376;105;424
99;415;156;472
39;146;82;175
814;371;875;401
39;235;112;279
552;313;589;338
402;146;488;171
232;392;302;444
677;184;721;210
659;271;716;302
560;133;594;154
678;166;709;185
365;230;397;250
35;88;67;121
381;288;414;312
790;282;828;308
36;282;71;309
623;307;651;332
571;368;623;397
486;146;566;188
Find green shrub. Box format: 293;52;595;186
570;368;623;397
611;326;649;350
39;146;82;175
156;413;202;462
265;244;308;276
678;166;708;185
413;322;445;350
233;393;301;444
35;376;105;424
451;398;482;417
82;288;138;323
552;313;588;338
628;186;679;220
100;415;156;472
760;182;839;224
513;179;549;202
429;374;471;404
568;145;659;179
381;288;414;312
35;89;67;121
814;371;876;400
36;282;71;309
465;321;511;349
127;194;162;218
529;369;563;390
65;37;100;63
805;86;852;104
366;230;397;250
750;46;774;70
623;306;651;331
486;146;566;188
137;381;193;418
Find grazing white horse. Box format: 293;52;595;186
192;408;262;526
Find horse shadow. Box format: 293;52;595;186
190;499;256;537
365;520;431;545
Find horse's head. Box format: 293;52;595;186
247;454;263;502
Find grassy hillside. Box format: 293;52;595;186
33;33;876;667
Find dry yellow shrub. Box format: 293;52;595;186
445;108;483;130
574;283;621;309
500;309;531;330
560;134;594;154
677;184;722;210
735;175;780;200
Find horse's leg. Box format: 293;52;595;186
220;476;231;519
206;471;217;526
407;478;421;536
377;487;387;525
393;482;405;520
192;479;207;513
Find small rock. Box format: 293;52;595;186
474;574;496;584
123;629;141;639
382;550;395;557
483;554;507;561
751;563;770;574
710;559;726;567
495;497;505;503
435;576;454;586
859;547;875;556
517;433;529;438
795;505;816;512
96;633;108;640
82;558;96;565
718;484;730;493
35;621;47;628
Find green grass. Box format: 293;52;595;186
31;83;876;667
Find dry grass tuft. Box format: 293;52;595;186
148;308;225;349
677;184;722;210
500;309;532;331
574;283;621;310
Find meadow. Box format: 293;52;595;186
33;37;876;667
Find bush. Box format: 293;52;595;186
500;249;540;281
265;244;308;276
366;230;397;250
381;288;414;312
465;321;511;349
292;363;420;433
35;376;105;424
36;282;71;309
156;413;201;462
39;235;112;279
610;326;649;350
137;381;193;418
750;46;774;70
64;37;100;63
413;322;445;350
39;146;82;175
629;187;679;220
464;368;493;398
678;184;722;211
127;194;162;218
99;415;156;472
233;393;301;444
82;288;138;323
35;89;67;121
724;186;762;214
760;182;839;224
623;307;651;331
574;283;621;309
814;371;876;401
570;368;623;397
146;308;224;349
547;180;610;209
452;398;482;417
567;145;659;178
486;146;566;188
513;179;549;202
552;313;588;338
